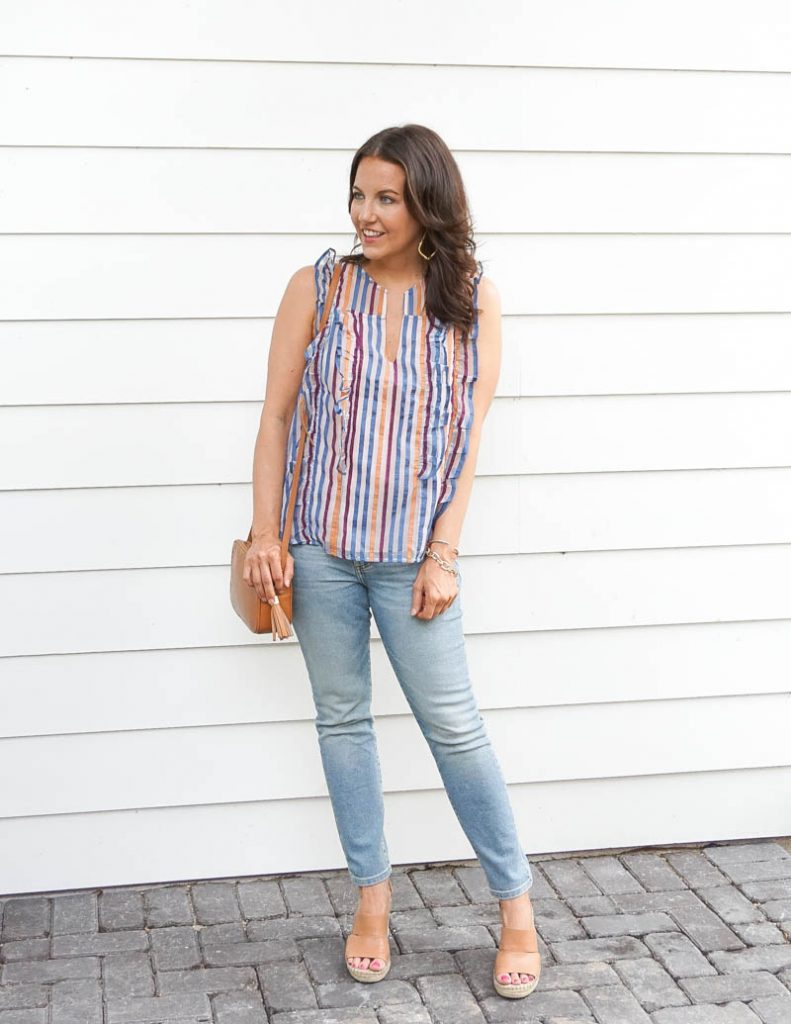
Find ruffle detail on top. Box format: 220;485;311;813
280;251;483;561
449;260;483;473
430;260;484;523
311;247;338;338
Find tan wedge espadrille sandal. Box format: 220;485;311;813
344;878;393;983
492;900;541;999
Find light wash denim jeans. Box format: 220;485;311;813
289;540;533;900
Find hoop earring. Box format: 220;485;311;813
418;232;436;261
351;232;363;254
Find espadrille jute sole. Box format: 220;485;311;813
346;959;392;983
493;968;540;999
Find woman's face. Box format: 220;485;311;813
350;156;423;263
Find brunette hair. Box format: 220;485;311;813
342;124;480;338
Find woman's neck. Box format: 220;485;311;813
361;254;425;290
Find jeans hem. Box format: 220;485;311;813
348;867;392;887
489;876;533;900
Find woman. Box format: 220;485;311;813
244;124;540;1000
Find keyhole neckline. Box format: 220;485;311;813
357;260;426;312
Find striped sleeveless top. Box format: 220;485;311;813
279;247;482;563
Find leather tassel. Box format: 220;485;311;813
270;596;293;642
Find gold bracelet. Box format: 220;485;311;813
427;539;460;557
423;547;458;575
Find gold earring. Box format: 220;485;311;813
418;233;436;260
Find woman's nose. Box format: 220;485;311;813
358;202;376;223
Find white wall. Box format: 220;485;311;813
1;1;790;895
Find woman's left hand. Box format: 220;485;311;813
411;555;460;620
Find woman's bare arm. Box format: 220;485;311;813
244;264;316;602
411;275;501;619
426;275;502;556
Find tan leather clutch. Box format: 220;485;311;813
230;261;342;639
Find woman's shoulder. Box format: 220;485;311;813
472;257;500;315
285;247;338;297
476;274;500;304
284;264;317;309
290;247;336;278
468;257;496;299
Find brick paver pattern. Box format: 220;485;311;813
1;839;790;1023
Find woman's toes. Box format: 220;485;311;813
498;971;535;985
347;954;384;971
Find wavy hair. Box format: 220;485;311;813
342;124;480;339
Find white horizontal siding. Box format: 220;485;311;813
2;60;791;153
1;769;789;895
2;695;790;819
2;620;790;739
3;394;791;490
3;234;791;321
2;468;791;573
1;4;790;894
1;0;790;72
3;313;791;406
2;546;791;658
4;150;791;233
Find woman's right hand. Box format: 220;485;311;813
243;532;294;605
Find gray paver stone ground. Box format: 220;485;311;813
51;893;96;936
651;1003;763;1023
410;868;468;907
377;1007;434;1024
316;978;422;1009
259;961;318;1012
731;922;788;947
415;973;485;1024
704;844;791;866
213;988;268;1023
679;971;788;1003
0;1011;48;1024
237;880;287;921
101;950;155;997
271;1012;377;1024
579;855;648;895
105;991;212;1023
749;993;791;1023
99;891;145;932
642;932;718;978
612;957;690;1012
482;986;590;1021
582;982;653;1022
3;838;791;1024
542;860;602;898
